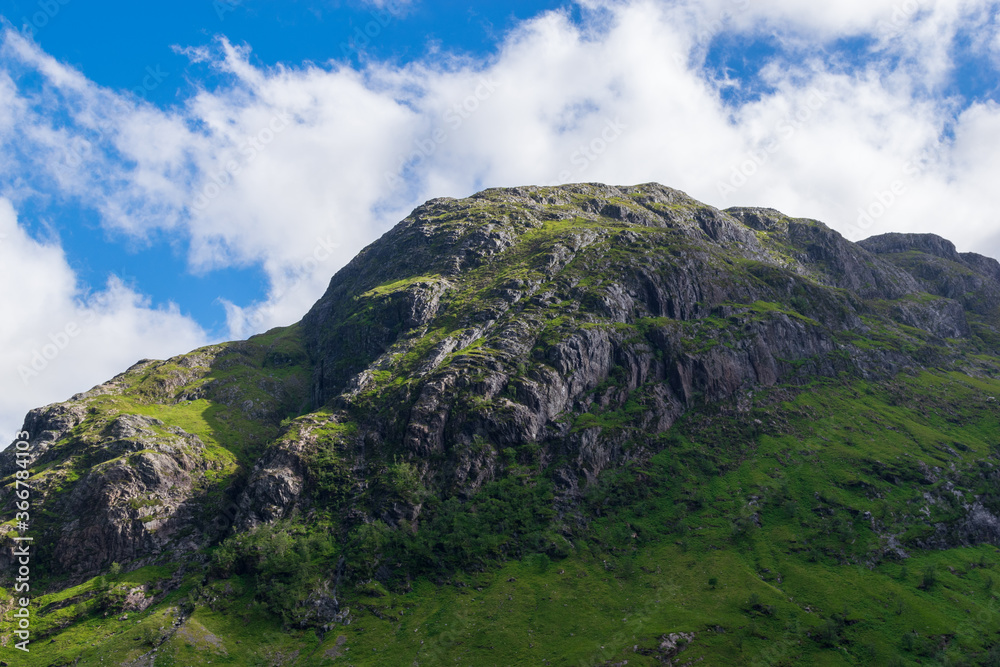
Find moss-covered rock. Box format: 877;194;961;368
7;183;1000;664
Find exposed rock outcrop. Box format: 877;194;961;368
6;182;1000;581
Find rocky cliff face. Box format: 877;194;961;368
4;182;1000;584
0;330;311;578
286;184;989;529
860;232;1000;321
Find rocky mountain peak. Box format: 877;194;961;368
5;183;1000;664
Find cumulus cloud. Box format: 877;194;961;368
359;0;413;11
2;0;1000;438
0;198;207;445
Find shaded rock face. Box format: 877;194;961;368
12;414;213;576
860;232;1000;318
0;330;310;579
916;499;1000;552
728;208;921;300
860;232;967;263
304;185;924;407
233;434;309;532
384;309;840;499
0;400;96;478
886;295;971;339
241;183;1000;532
7;182;1000;579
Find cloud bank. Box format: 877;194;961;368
0;198;207;442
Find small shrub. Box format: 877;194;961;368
730;510;758;542
96;585;129;612
920;564;937;590
815;618;840;647
386;461;426;504
984;642;1000;667
210;522;339;625
744;593;774;617
139;623;161;647
783;500;798;517
533;553;552;574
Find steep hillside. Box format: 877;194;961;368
3;183;1000;665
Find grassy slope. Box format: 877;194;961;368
6;201;1000;665
8;368;1000;666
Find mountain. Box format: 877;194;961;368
4;182;1000;665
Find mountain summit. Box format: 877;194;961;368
4;183;1000;665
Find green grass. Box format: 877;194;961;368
9;368;1000;665
9;188;1000;664
360;274;444;298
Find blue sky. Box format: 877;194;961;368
1;0;999;442
1;0;571;331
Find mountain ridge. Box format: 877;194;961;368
4;182;1000;665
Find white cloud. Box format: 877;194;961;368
0;198;207;446
359;0;413;10
2;0;1000;438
